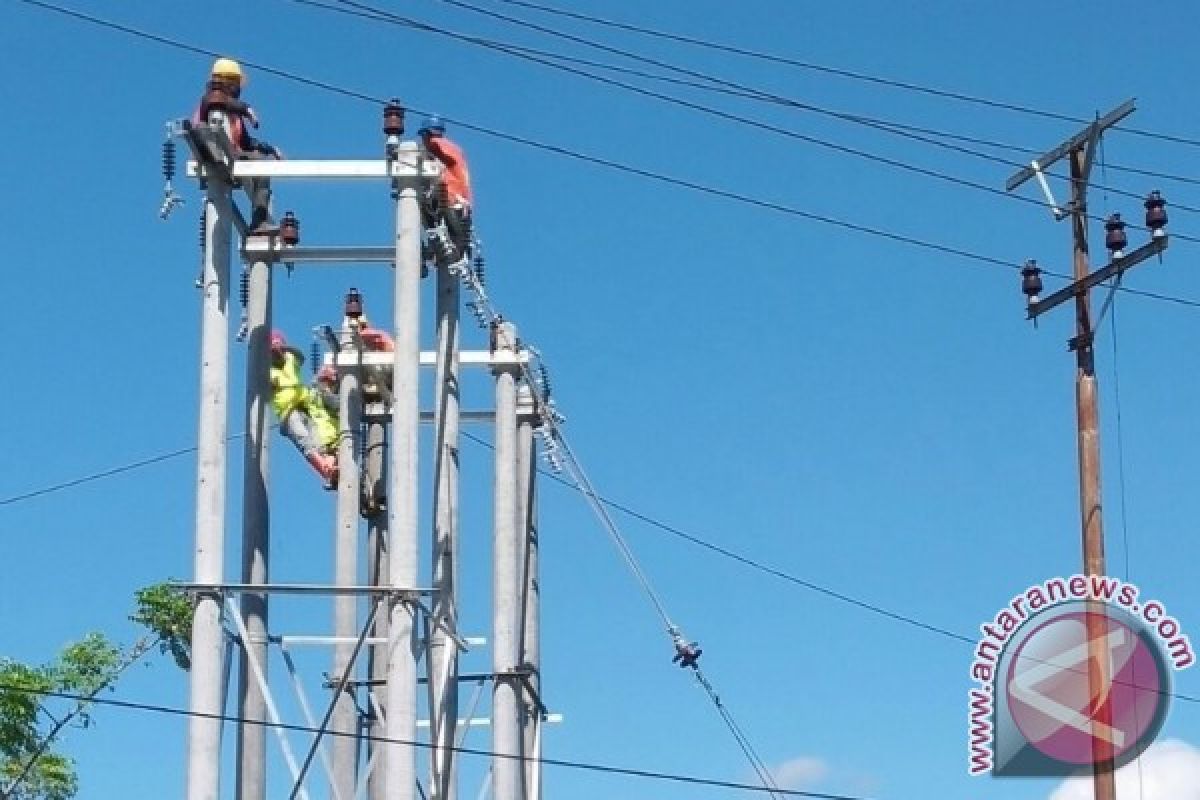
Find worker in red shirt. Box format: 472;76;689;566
419;115;473;265
193;57;284;233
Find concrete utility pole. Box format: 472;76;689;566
365;417;389;800
187;125;233;800
1006;99;1169;800
516;385;541;800
429;260;462;800
333;358;363;800
179;114;548;800
236;250;272;800
492;322;522;800
386;140;423;800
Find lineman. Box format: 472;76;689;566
270;331;339;488
419;114;473;265
193;57;284;233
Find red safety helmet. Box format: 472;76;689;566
270;331;287;350
317;364;337;384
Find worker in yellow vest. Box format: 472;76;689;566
270;331;338;487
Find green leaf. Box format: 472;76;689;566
131;583;194;671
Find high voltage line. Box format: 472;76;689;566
0;683;872;799
486;0;1200;150
11;2;1200;795
13;0;1200;310
422;0;1200;208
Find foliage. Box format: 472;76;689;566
0;635;122;800
130;582;194;671
0;582;194;798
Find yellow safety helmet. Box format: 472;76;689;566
211;57;245;84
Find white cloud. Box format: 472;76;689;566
1049;739;1200;800
771;756;829;789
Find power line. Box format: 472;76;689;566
460;430;974;645
486;0;1200;149
15;0;1200;308
320;0;1200;247
418;0;1200;215
460;430;1200;710
0;682;868;799
0;445;198;506
453;251;787;798
0;430;260;506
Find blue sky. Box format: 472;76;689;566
3;1;1200;799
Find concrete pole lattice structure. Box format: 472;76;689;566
385;140;423;800
236;248;272;800
516;385;541;800
180;118;546;800
429;257;462;799
365;416;389;800
186;109;234;800
491;321;522;800
333;352;363;800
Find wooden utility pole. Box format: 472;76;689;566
1007;99;1168;800
1069;144;1116;800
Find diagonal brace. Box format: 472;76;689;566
287;599;381;800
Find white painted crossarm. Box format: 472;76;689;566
330;350;530;368
187;158;441;180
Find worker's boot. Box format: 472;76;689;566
305;451;339;490
249;182;279;235
249;206;279;236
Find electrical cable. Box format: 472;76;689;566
315;0;1200;242
418;0;1200;215
0;444;205;506
13;0;1200;307
1110;299;1148;800
451;253;786;798
0;428;271;507
1;637;161;799
459;429;976;644
486;0;1200;149
0;682;867;799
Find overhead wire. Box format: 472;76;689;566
422;0;1200;215
13;0;1200;309
419;0;1200;190
486;0;1200;150
11;2;1195;787
0;682;868;799
459;430;975;644
1;444;204;506
317;0;1200;248
449;248;788;797
457;430;1200;708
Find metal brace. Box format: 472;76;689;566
1030;159;1068;221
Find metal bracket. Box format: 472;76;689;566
1029;160;1068;220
